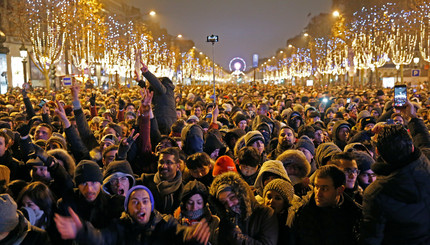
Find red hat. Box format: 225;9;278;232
213;156;237;176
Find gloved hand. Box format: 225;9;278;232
33;143;55;167
118;97;125;110
116;129;139;160
89;93;96;107
138;80;146;88
16;123;30;137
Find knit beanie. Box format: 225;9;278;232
0;194;19;233
244;131;264;146
232;113;247;126
295;135;315;155
74;160;103;186
353;151;375;172
213;155;237;176
124;185;154;212
263;178;294;204
315;142;342;168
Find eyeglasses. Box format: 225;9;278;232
344;168;360;175
109;176;128;185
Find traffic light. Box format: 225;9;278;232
49;65;56;80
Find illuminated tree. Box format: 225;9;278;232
68;0;106;77
10;0;73;90
386;3;418;83
418;2;430;62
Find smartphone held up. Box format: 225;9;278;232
394;85;407;108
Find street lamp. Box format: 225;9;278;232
333;10;340;18
149;11;156;16
19;44;28;84
413;57;420;66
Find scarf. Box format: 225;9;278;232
154;171;182;211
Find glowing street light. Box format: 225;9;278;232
333;10;340;18
149;11;156;16
177;34;183;38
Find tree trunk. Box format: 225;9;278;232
43;71;50;91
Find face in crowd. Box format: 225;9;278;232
185;194;204;212
34;125;52;141
128;189;152;225
158;153;179;181
78;181;101;202
264;190;284;214
109;176;130;196
218;190;241;215
313;176;344;208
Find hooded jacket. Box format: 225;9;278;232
360;118;430;245
315;143;341;168
253;160;291;200
332;120;351;150
209;172;278;245
102;160;136;195
181;124;204;156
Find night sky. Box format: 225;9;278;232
129;0;333;70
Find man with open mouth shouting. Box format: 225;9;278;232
102;160;136;197
55;185;210;245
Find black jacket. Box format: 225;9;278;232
0;150;30;181
58;189;124;229
360;118;430;245
142;71;177;135
75;211;199;245
291;193;362;245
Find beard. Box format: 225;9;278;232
279;139;294;150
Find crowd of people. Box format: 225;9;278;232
0;62;429;245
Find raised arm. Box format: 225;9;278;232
71;84;99;150
140;62;167;94
55;100;90;162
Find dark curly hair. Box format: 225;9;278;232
375;124;412;164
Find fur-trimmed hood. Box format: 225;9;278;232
209;172;256;220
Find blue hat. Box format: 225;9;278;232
124;185;154;212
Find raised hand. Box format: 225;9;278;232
70;83;81;101
187;218;210;245
140;60;149;73
118;97;126;110
54;207;83;240
138;88;153;116
54;100;71;128
117;129;140;160
22;83;28;98
89;93;96;107
42;103;49;114
399;100;417;122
